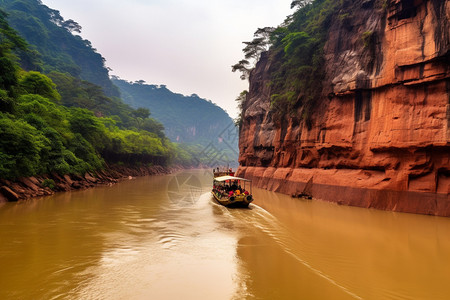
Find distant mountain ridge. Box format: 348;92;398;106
113;78;238;147
0;0;239;167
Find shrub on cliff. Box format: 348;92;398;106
268;0;338;125
233;0;342;127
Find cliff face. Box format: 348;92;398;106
237;0;450;216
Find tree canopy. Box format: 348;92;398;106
0;5;211;179
0;0;120;97
0;0;239;180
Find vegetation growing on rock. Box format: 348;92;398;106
233;0;376;127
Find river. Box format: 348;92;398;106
0;170;449;299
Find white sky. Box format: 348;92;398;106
42;0;293;118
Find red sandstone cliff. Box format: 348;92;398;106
237;0;450;216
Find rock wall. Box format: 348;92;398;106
237;0;450;216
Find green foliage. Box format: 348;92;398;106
48;71;113;112
66;133;104;171
291;0;313;9
234;90;248;129
0;55;18;92
132;107;150;119
281;31;316;55
67;108;109;151
232;0;342;127
362;31;374;48
41;178;55;190
0;0;120;97
0;8;27;51
112;78;237;147
0;113;48;178
0;8;23;95
232;27;274;80
16;94;65;128
0;88;14;112
19;71;60;101
231;59;251;80
0;1;228;180
113;78;239;166
48;72;166;138
265;0;340;125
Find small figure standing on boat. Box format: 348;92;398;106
213;166;234;177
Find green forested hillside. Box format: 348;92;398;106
113;79;236;144
113;78;239;165
0;0;119;97
0;5;200;179
0;0;238;179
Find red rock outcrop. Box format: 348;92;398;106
237;0;450;216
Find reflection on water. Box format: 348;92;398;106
0;170;449;299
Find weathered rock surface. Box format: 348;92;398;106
0;186;19;202
0;164;179;202
237;0;450;216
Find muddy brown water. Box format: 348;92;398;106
1;170;449;299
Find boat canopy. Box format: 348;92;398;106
213;175;251;182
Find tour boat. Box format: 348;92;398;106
212;174;253;208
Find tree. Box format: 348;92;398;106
232;27;274;81
254;27;275;41
62;19;81;33
0;9;29;93
19;71;61;101
17;94;65;129
0;56;18;92
231;59;251;80
0;9;27;51
67;107;109;151
132;107;150;119
234;90;248;128
243;27;274;61
0;114;48;178
291;0;313;9
0;88;14;112
47;7;81;34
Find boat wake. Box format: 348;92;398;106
218;201;363;300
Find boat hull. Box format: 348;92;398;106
211;191;253;208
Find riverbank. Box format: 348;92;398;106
0;164;182;202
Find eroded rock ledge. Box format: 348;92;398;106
237;166;450;216
237;0;450;216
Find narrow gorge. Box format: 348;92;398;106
237;0;450;216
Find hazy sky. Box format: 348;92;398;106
42;0;293;118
